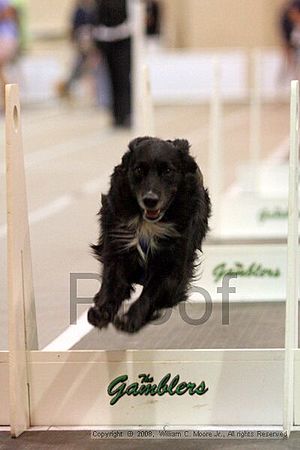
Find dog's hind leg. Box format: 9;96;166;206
113;275;186;333
113;294;154;333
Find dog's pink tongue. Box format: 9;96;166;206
146;209;160;219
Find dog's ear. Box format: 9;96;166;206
120;150;131;171
171;139;198;174
170;139;190;154
128;136;151;151
119;136;152;171
119;137;151;171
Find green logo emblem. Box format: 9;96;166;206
258;207;288;222
107;373;208;406
212;262;281;283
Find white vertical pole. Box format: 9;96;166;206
131;0;147;134
6;84;38;437
137;64;155;135
209;58;223;235
249;48;262;191
283;80;299;436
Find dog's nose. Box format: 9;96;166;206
142;192;159;209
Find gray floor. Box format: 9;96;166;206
73;302;287;350
1;431;300;449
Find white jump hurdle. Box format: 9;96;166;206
0;81;298;439
209;51;292;240
136;64;155;136
131;0;147;134
283;80;299;434
208;58;223;235
5;84;38;437
249;49;262;191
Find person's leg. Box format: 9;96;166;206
96;42;116;120
94;53;111;108
108;38;131;126
66;52;87;89
57;46;89;98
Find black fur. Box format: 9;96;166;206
88;137;211;333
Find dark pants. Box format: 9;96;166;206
97;38;131;126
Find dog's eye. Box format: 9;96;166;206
159;163;174;176
163;167;172;175
134;166;143;176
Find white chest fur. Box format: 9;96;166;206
109;217;179;261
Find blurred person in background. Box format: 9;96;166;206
12;0;28;54
145;0;162;52
146;0;160;37
57;0;97;99
279;0;300;80
0;0;19;109
93;0;131;127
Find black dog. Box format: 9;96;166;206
88;137;211;333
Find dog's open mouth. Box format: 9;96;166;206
144;209;162;222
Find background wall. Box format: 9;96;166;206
26;0;73;38
26;0;287;48
163;0;287;48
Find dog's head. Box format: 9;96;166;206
118;136;199;223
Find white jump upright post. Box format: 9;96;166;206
5;84;38;437
137;64;155;135
249;49;262;191
209;57;223;235
131;0;147;134
283;80;299;435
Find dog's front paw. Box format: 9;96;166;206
87;305;112;329
113;313;145;334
